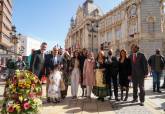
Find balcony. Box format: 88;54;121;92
0;32;13;47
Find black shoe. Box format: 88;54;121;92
140;102;144;106
124;97;128;101
72;96;76;99
108;96;112;100
97;97;101;101
56;100;60;103
161;85;165;89
47;97;51;103
53;100;57;103
115;97;120;101
132;99;138;103
101;98;104;102
157;90;162;93
81;92;84;97
62;96;66;99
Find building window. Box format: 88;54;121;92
107;31;112;42
148;22;154;33
147;16;155;33
128;21;138;36
163;2;165;13
115;27;122;39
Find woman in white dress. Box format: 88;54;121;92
69;51;80;99
48;65;62;103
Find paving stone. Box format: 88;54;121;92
1;77;165;114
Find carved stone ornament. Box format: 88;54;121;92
146;16;156;23
128;4;137;18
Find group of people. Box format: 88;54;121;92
29;42;165;106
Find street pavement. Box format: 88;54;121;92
1;77;165;114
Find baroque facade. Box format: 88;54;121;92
65;0;165;58
98;0;165;58
65;0;103;52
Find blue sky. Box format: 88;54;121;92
13;0;123;50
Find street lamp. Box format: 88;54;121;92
86;20;98;52
10;26;19;57
17;33;24;55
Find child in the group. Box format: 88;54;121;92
48;64;62;103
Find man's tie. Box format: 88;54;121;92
41;53;44;59
133;53;136;64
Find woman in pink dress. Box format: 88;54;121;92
83;52;95;99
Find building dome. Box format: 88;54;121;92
83;0;103;16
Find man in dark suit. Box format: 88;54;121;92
45;47;62;73
129;44;148;106
105;49;119;101
30;42;47;80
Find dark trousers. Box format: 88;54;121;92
132;77;145;102
152;71;161;91
109;75;118;98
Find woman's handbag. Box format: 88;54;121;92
41;75;47;84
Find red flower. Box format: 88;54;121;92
13;79;17;85
29;93;35;98
23;102;31;110
7;105;15;113
31;84;35;88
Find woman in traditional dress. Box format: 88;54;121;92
119;49;131;101
69;51;80;99
48;65;62;103
93;50;109;102
83;51;95;99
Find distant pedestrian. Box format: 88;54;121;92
83;51;95;99
6;56;16;76
118;49;131;101
15;56;26;70
148;49;164;93
69;51;80;99
129;44;148;106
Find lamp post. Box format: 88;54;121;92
18;33;24;55
11;26;18;58
86;20;98;52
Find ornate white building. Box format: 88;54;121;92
98;0;165;58
65;0;103;52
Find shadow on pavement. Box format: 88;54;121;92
42;97;114;113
